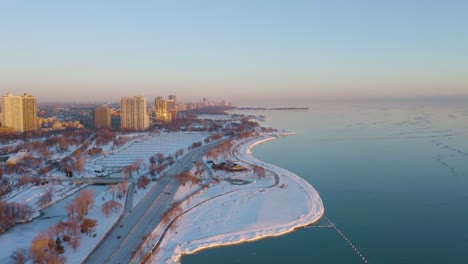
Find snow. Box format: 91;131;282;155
63;187;128;264
6;183;87;220
196;114;233;121
96;132;211;169
137;134;324;264
0;185;105;264
5;150;28;164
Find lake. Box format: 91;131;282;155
183;99;468;264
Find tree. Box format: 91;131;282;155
253;165;266;178
65;200;79;220
195;161;204;176
10;248;29;264
19;175;31;189
101;200;122;218
76;189;95;219
137;176;151;189
122;165;133;178
133;160;143;175
156;153;165;165
116;181;128;199
30;232;52;263
80;218;97;235
108;184;117;200
69;236;80;252
149;163;157;176
66;218;81;238
101;202;111;218
74;158;86;176
57;137;70;153
37;188;53;208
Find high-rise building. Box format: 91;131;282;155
22;93;37;132
120;96;149;130
1;93;23;132
167;95;177;121
1;92;37;132
155;96;172;123
94;106;111;129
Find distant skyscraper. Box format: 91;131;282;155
1;93;23;132
22;93;37;132
167;94;177;121
1;92;37;132
94;106;111;129
120;96;149;130
155;96;170;123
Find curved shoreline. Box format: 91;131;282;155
152;134;324;263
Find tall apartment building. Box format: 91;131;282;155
94;106;111;129
1;92;37;132
167;95;177;121
22;93;38;132
155;96;171;123
120;96;149;130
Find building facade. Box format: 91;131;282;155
22;93;38;132
1;92;37;132
120;96;149;130
167;94;177;121
94;106;111;129
155;96;170;123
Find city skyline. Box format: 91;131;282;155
0;1;467;103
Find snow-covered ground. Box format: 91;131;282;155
0;185;106;264
196;114;234;121
138;134;324;264
63;186;128;264
5;182;87;219
96;132;211;169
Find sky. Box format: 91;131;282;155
0;0;467;103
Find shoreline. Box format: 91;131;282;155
153;134;324;263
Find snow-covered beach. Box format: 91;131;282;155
143;134;324;264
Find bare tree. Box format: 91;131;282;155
195;161;205;176
253;165;266;178
76;189;95;219
69;236;80;252
65;200;79;220
75;158;86;176
10;248;29;264
101;200;122;218
156;153;165;165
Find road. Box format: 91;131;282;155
84;139;228;264
56;177;130;184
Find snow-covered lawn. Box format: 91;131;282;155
137;134;324;264
6;182;87;219
196;114;234;121
0;185;105;263
96;132;212;169
62;186;128;264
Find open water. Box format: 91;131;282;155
183;99;468;264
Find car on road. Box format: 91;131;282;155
117;235;121;239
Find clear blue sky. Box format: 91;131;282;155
0;0;467;103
